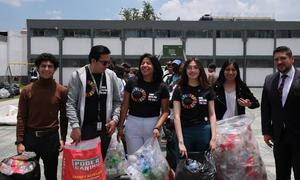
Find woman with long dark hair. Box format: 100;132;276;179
117;53;169;155
213;60;259;120
172;59;217;158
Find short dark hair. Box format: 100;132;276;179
208;63;216;70
35;53;59;69
273;46;293;58
121;63;131;69
88;45;110;63
114;64;125;79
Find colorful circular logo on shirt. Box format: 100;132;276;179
86;80;97;97
181;93;197;109
131;87;147;102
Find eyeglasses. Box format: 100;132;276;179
98;60;110;66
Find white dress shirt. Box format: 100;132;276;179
278;66;295;106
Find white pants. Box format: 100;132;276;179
125;115;158;155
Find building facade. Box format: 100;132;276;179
25;19;300;86
0;30;27;83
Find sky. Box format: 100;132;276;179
1;0;300;32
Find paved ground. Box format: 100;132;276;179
0;88;295;180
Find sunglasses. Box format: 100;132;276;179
98;60;110;66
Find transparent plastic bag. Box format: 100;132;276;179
175;151;216;180
0;152;40;180
104;132;127;178
125;138;171;180
215;115;267;180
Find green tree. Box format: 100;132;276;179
119;1;160;21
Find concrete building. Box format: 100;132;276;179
2;18;300;86
0;30;27;83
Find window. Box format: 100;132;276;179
62;59;88;67
155;30;168;37
32;29;58;37
216;30;242;38
169;30;182;37
186;30;213;38
125;29;153;37
155;30;182;37
247;30;274;38
64;29;91;37
277;30;300;38
94;29;121;37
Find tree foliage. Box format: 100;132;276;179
119;1;160;21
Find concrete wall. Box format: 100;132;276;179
247;39;273;55
277;38;300;55
63;38;91;55
186;38;213;56
0;42;8;76
31;37;59;55
94;38;121;55
7;32;27;76
216;38;243;56
125;38;152;55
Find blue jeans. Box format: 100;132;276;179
175;123;211;162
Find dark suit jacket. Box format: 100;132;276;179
213;81;260;120
261;69;300;142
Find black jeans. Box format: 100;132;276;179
24;131;60;180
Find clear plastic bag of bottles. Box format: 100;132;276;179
175;151;216;180
104;131;127;178
126;138;171;180
214;115;267;180
0;152;40;180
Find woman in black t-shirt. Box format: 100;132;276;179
172;59;217;158
117;54;169;155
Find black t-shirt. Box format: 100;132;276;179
125;79;169;117
172;85;215;127
82;67;107;140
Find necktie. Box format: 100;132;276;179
278;74;288;102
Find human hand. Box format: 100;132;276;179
16;143;25;154
238;98;252;107
179;141;188;158
209;138;217;151
152;128;160;139
70;128;81;145
59;140;65;152
264;135;273;148
106;120;117;137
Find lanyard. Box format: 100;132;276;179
88;65;104;124
88;65;104;96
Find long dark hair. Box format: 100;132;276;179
178;59;209;89
137;53;163;83
216;60;243;85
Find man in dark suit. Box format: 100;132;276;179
261;46;300;180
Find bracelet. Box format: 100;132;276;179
153;127;160;131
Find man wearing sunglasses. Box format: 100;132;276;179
66;45;121;159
